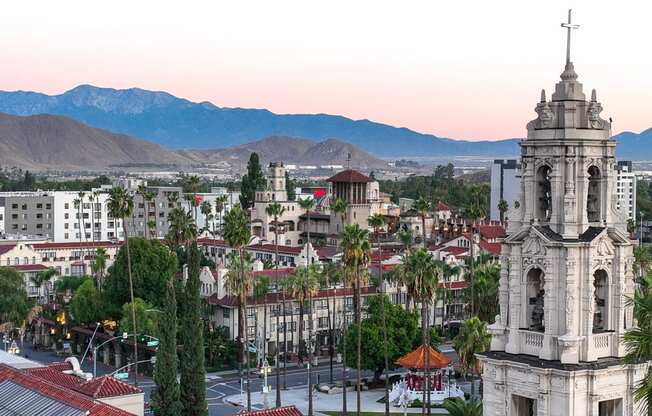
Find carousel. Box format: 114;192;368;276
388;345;464;406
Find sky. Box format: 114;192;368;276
0;0;649;140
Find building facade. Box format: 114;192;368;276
478;22;648;416
490;159;522;222
615;161;636;221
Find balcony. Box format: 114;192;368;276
586;332;613;361
519;330;544;356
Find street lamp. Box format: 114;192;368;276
7;340;20;355
260;359;271;408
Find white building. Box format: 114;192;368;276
187;187;241;233
478;17;648;416
615;161;636;221
490;159;521;221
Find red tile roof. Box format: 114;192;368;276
209;286;379;307
248;244;303;255
0;364;133;416
25;367;142;399
77;376;142;398
10;264;49;272
48;361;73;371
234;405;303;416
252;268;295;279
479;225;506;239
0;244;16;255
326;169;372;183
436;201;450;211
197;237;227;246
479;240;502;255
395;345;452;370
32;241;121;250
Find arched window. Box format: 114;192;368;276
536;165;552;221
526;268;545;332
587;166;601;223
593;270;608;333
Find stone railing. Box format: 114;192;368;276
520;330;544;356
593;332;610;350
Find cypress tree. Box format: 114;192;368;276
180;242;208;416
151;277;181;416
239;152;265;209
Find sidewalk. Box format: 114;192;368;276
208;355;342;379
224;388;451;415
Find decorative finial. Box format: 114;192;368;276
561;9;580;64
540;89;546;103
591;89;597;102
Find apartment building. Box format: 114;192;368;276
0;193;55;238
615;161;636;220
489;159;521;221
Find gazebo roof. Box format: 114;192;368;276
395;345;452;370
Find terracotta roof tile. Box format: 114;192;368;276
77;376;142;398
395;345;452;370
0;244;16;255
0;364;134;416
326;169;371;183
32;241;121;250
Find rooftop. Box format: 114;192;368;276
326;169;371;183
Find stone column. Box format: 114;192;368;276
103;345;111;365
114;349;123;369
540;272;555;360
506;254;522;354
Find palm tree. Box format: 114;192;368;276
368;213;391;416
215;195;228;236
319;262;342;385
107;186;138;386
406;248;440;415
265;202;286;404
331;197;348;238
465;187;487;317
634;246;652;282
166;208;196;251
31;267;57;304
435;260;461;334
453;316;491;397
340;224;371;416
497;199;509;223
186;175;202;220
466;263;500;322
137;184;148;238
442;397;482;416
200;200;213;236
284;266;319;416
144;191;157;239
413;196;431;247
624;275;652;414
223;205;254;411
167;192;180;209
298;197;316;265
253;276;271;361
91;248;108;291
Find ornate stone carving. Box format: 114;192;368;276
523;236;546;256
595;237;614;256
587;89;605;129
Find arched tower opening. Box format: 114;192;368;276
592;269;608;333
536;165;552;221
526;268;545;332
587;165;602;223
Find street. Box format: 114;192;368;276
21;341;379;416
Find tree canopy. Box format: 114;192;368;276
70;280;102;324
0;267;30;326
239;153;265;209
119;298;159;338
340;295;439;379
103;238;177;318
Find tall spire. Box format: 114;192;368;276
552;9;585;101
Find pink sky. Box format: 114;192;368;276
1;1;649;140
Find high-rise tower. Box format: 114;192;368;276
478;11;648;416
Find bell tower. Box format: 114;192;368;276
478;11;648;416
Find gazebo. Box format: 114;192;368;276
389;345;463;405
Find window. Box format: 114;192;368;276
535;165;552;221
46;203;52;210
36;224;43;229
36;203;43;209
318;317;330;328
64;223;69;229
64;203;69;209
36;213;43;219
587;166;602;223
11;214;17;220
64;213;69;219
11;204;18;209
21;204;27;210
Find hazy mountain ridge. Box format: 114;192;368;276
0;113;387;171
0;85;521;157
178;136;389;170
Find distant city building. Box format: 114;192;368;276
327;169;381;241
615;161;636;220
489;159;521;221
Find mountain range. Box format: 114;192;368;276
0;85;521;157
0;84;650;160
0;113;387;171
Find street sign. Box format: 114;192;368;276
114;372;129;380
146;340;159;347
248;342;257;353
150;356;157;364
